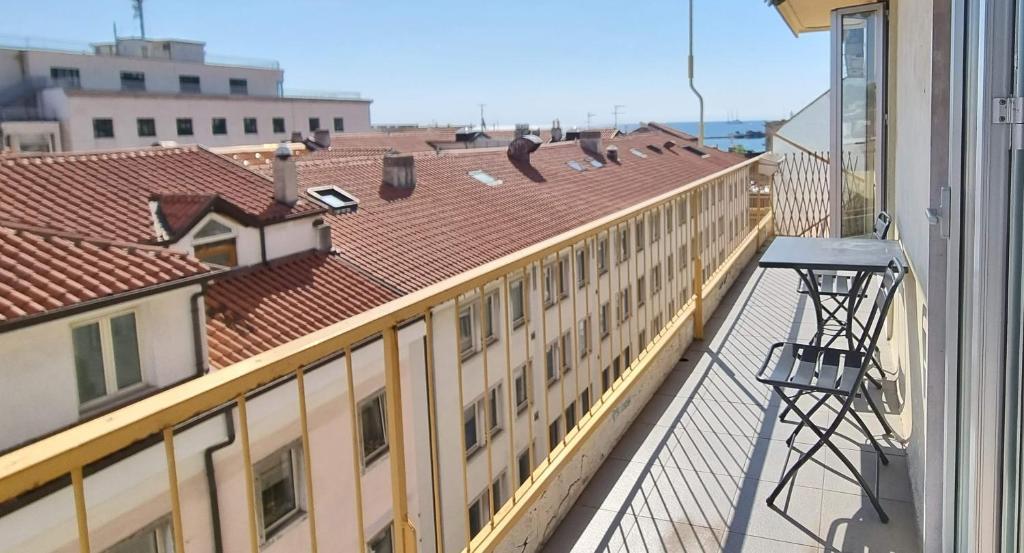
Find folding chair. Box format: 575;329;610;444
758;257;905;522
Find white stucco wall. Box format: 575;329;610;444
170;212;323;268
0;285;203;451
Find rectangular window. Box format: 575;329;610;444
92;118;114;139
542;262;556;307
464;403;480;455
652;263;662;293
668;254;675;282
468;491;490;538
517;448;531;486
575;247;588;288
136;118;155;137
636;219;645;252
560;331;572;373
212;117;227;135
639;328;647;348
618;227;630;262
73;312;142;407
491;473;506;515
652;210;661;243
601;367;610;392
194;239;237;267
618;287;632;322
120;71;145;91
273;117;286;133
359;391;388;465
244;117;258;134
510;278;525;327
637;275;646;307
666;204;674;234
367;524;393;553
459;304;476;356
50;66;81;89
309;117;321;131
565;401;577;430
104;518;172;553
484;292;499;343
545;340;559;384
548;417;562;450
229;78;248;95
334;117;345;132
488;384;502;435
654;313;664;333
254;443;303;542
599;302;610;338
597;236;609;274
557;255;569;298
176;118;193;136
514;364;529;413
577;317;591;359
179;75;200;93
624;346;632;367
581;387;591;414
613;356;621;380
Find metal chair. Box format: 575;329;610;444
758;257;905;522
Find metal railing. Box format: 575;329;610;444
0;158;762;553
281;88;364;100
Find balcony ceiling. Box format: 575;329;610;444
774;0;870;35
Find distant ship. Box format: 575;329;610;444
726;111;743;125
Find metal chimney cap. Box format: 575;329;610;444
275;142;292;160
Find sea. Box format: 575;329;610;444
622;120;767;153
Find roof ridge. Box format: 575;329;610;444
0;145;201;163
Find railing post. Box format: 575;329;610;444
383;325;413;553
691;188;704;340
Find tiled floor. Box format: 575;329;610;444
543;258;921;552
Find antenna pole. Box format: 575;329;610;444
132;0;146;39
478;104;486;130
688;0;705;145
586;112;595;129
612;105;625;130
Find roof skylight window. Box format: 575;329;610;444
567;160;585;172
468;169;502;186
586;157;604;169
629;148;648;159
684;145;711;158
308;186;359;212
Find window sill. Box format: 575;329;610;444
79;383;154;418
512;318;526;330
546;376;559;388
516;402;529;416
460;348;480;362
262;510;307;546
362;447;390;471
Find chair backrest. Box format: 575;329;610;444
854;257;906;356
873;211;892;240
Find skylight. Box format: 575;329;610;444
469;169;502;186
630;148;648;159
567;160;585;172
684;145;711;159
308;186;359;212
586;157;604;169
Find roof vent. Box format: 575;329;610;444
580;130;602;154
313;219;332;252
291;132;304;143
456;127;481;142
314;129;332;148
606;145;619;162
383;153;416;188
507;134;543;162
664;140;677;150
272;143;298;205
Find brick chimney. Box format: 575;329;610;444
383;154;416;188
272;143;298;205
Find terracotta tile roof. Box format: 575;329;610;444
0;146;323;244
204;252;399;366
0;223;216;329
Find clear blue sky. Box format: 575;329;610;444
0;0;829;127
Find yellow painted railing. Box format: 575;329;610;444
0;156;764;553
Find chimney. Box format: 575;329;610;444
551;119;563;142
313;219;332;252
290;131;304;143
580;130;602;154
314;129;332;148
382;153;416;188
507;134;543;163
514;123;530;138
272;143;298;205
606;145;619;162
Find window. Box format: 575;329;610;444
464;403;480;455
639;328;647;348
50;66;81;89
637;275;646;307
93;118;114;138
514;364;529;413
630;147;648;158
273;117;286;133
624;346;632;367
601;367;610;392
567;160;585;172
103;517;172;553
459;303;477;356
557;255;569;298
73;312;142;407
545;340;559;384
483;292;499;343
581;387;591;414
509;279;525;327
211;117;227;135
560;331;572;373
666;204;674;234
618;286;632;322
192;219;237;266
178;75;200;93
468;492;489;538
468;169;502;186
548;417;562;450
652;210;661;243
254;443;303;542
244;117;258;134
597;236;609;274
636;219;645;252
136;118;156;137
367;524;393;553
599;302;610;338
359;390;389;465
309;117;321;131
575;247;588;288
488;385;502;435
577;317;591;359
334;117;345;132
565;401;577;430
308;186;359;212
654;313;664;334
612;356;621;380
618;227;630;262
176;118;193;136
542;262;556;307
120;71;145;91
229;78;248;95
652;264;663;293
491;473;506;515
668;254;675;282
517;448;532;486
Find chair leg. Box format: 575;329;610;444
847;406;890;466
860;382;894;437
786;393;830;447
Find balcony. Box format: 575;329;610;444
543;262;918;552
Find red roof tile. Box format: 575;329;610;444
204;252;399;366
0;223;215;328
0;146;323;244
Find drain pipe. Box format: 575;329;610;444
204;408;235;553
688;0;705;146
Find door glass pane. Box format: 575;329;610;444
72;323;106;403
838;10;882;236
111;314;142;389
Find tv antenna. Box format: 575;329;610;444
478;104;486;130
132;0;146;39
586;112;596;129
613;105;625;130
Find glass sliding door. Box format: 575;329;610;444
830;3;886;237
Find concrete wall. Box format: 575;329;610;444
0;285;202;451
56;91;371;151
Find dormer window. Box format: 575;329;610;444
308;186;359;213
192;218;238;267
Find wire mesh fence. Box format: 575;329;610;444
770;151;831;237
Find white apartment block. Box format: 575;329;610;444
0;37;372;153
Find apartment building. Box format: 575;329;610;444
0;36;372;153
0;125;751;552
